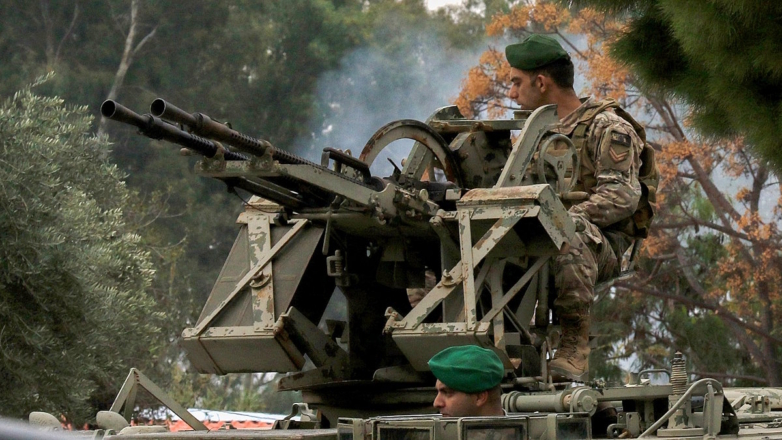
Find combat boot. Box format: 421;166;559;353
549;312;590;381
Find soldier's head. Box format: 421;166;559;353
505;34;575;110
429;345;505;417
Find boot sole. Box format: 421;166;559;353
549;365;589;382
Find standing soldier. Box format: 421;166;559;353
505;34;653;381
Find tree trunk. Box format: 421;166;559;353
98;0;156;138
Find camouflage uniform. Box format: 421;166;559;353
407;269;437;308
551;97;644;315
504;34;650;380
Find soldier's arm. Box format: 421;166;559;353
569;115;642;228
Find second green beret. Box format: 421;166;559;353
428;345;505;393
505;34;570;70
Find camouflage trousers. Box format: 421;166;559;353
408;218;632;315
551;217;631;315
407;269;437;308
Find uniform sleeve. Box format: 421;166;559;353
569;114;642;228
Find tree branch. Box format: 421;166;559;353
691;370;767;384
40;0;55;69
647;95;744;230
638;351;668;370
647;95;685;140
554;30;586;59
131;26;158;57
652;219;750;240
721;319;771;384
613;281;782;345
98;0;155;138
675;249;708;296
749;162;768;215
54;2;79;67
755;278;782;385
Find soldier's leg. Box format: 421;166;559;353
407;268;437;308
549;224;618;381
552;230;598;314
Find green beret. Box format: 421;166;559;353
505;34;570;70
428;345;504;393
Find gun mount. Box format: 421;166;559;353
100;98;580;421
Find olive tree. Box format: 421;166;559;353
0;78;163;423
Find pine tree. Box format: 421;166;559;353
563;0;782;170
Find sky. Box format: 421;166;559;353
425;0;462;10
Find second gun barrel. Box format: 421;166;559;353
151;98;316;167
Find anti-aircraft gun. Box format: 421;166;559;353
99;98;576;416
65;99;782;440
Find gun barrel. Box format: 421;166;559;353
101;100;247;161
150;99;198;127
104;100;391;212
101;99;151;130
150;98;320;168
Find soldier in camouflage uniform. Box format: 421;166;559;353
505;35;645;381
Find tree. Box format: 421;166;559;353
562;0;782;172
0;77;163;422
456;0;782;385
167;371;302;415
0;0;370;380
0;0;239;331
0;0;509;415
97;0;158;137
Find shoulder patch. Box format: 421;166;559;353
598;126;634;172
610;131;631;148
608;144;629;163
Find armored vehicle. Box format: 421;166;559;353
26;99;782;439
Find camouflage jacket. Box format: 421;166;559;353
554;97;644;234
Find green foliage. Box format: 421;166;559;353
0;0;497;415
564;0;782;170
689;190;717;224
0;78;163;422
593;225;759;385
685;233;726;273
166;368;302;415
666;311;760;385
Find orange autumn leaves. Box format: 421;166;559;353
486;4;532;37
456;2;631;120
454;49;510;119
